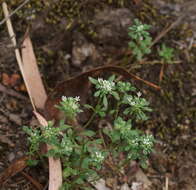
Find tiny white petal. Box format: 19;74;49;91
137;92;142;97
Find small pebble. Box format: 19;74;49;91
8;152;15;162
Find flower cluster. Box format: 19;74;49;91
89;76;116;96
43;122;57;139
23;126;41;155
140;135;154;155
97;78;115;92
57;96;82;119
91;150;105;164
89;76;120;109
61;137;73;156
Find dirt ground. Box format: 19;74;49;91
0;0;195;189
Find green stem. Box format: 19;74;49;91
83;111;97;129
83;98;101;129
114;101;120;119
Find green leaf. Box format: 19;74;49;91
81;158;90;169
89;77;97;84
81;130;96;137
109;109;116;115
111;91;120;100
123;108;130;115
94;90;100;97
98;111;106;118
140;161;148;169
27;159;39;166
63;167;78;178
75;177;84;184
108;74;115;81
84;104;94;110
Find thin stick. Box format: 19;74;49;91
0;83;28;100
0;0;30;25
2;2;36;111
151;14;187;47
165;176;169;190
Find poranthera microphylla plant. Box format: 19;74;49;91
158;44;174;64
128;19;175;63
23;76;154;190
128;19;152;61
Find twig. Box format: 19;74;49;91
21;171;44;190
165;176;169;190
151;13;187;47
0;0;30;25
0;83;28;100
2;2;36;110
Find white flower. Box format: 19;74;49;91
143;135;153;146
137;91;142;97
75;96;80;102
62;96;67;101
61;96;81;112
98;78;115;92
61;139;73;153
127;96;133;103
92;151;105;163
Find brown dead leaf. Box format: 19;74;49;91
10;74;20;86
2;73;20;87
21;32;47;110
135;168;151;189
19;83;27;92
2;73;10;86
0;156;29;185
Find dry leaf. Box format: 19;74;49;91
120;183;130;190
21;33;47;110
91;178;110;190
0;156;29;185
2;73;10;86
135;168;151;188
